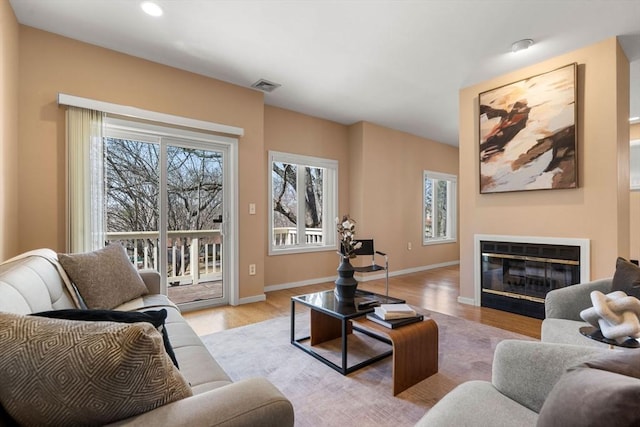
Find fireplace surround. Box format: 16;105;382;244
474;235;590;319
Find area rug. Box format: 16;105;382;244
201;310;535;427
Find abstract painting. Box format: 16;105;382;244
479;63;577;194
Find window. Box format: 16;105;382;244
269;151;338;254
423;171;457;245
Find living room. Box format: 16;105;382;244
0;0;464;301
2;0;639;302
1;0;640;425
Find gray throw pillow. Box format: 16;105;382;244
578;349;640;379
537;367;640;427
58;244;149;309
0;312;192;426
611;257;640;298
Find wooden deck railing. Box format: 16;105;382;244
272;227;323;246
105;230;222;285
107;227;323;285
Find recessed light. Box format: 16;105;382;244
141;1;163;17
511;39;534;53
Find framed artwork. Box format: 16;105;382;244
479;63;577;194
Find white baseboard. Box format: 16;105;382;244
237;294;266;305
457;296;477;306
364;259;460;281
264;260;460;292
264;276;336;293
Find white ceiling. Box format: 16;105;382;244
9;0;640;147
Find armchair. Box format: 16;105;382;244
415;340;607;426
541;278;614;348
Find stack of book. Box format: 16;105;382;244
366;303;424;329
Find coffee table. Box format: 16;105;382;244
291;289;438;395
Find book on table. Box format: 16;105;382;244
375;303;417;320
366;312;424;329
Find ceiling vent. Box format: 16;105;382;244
251;79;281;93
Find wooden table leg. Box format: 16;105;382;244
310;308;352;345
352;317;439;395
391;319;438;395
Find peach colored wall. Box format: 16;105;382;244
630;123;640;260
348;122;365;222
14;24;461;299
17;27;266;299
349;122;459;272
263;106;351;286
0;0;19;260
262;109;460;287
459;37;630;302
616;41;631;261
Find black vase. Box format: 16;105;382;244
334;256;358;303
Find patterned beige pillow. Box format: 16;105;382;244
58;244;149;309
0;312;192;426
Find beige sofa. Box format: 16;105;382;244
0;249;294;426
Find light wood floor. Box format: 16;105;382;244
183;264;542;339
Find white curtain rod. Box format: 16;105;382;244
57;93;244;137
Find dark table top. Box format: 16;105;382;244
292;289;404;320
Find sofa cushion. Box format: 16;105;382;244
31;308;179;368
537;351;640;427
58;244;148;309
612;257;640;298
0;312;192;426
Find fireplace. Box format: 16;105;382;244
474;235;590;320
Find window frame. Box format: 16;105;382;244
423;170;457;246
268;151;338;255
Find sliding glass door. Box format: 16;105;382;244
163;140;227;307
103;119;232;309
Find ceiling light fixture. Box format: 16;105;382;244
511;38;534;53
141;1;163;17
631;116;640;122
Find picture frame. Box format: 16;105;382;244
478;63;577;194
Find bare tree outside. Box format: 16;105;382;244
272;162;298;229
424;177;433;239
105;138;224;271
272;162;323;246
424;176;450;241
304;167;323;229
436;180;448;238
166;146;223;232
105;138;159;234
